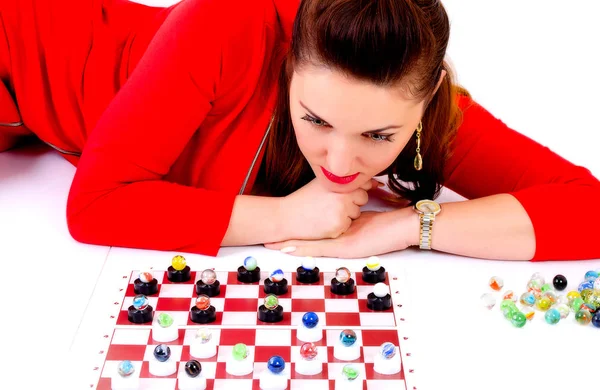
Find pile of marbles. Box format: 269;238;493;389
480;270;600;328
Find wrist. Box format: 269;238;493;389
392;207;421;249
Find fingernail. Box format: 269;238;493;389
280;246;296;253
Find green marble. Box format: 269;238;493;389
571;297;585;312
540;283;552;293
342;364;359;381
264;294;279;310
575;310;592;325
510;311;527;328
232;343;248;361
157;313;174;328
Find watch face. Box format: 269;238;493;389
416;200;441;214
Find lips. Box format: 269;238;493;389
321;166;359;185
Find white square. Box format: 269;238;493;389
362;346;382;363
291;285;325;299
366;379;406;389
225;285;260;298
214;379;254;389
222;311;257;325
111;328;151;345
253;363;291;379
177;361;217;379
158;284;194;298
325;299;359;313
143;344;183;362
359;312;396;327
291;379;330;390
255;329;291;346
326;329;363;346
139;378;177;389
277;298;292;312
328;362;366;380
152;310;188;327
217;345;255;362
356;286;374;300
101;360;143;378
183;328;222;345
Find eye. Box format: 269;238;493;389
366;133;394;143
301;114;329;127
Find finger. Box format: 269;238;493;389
347;204;361;220
264;240;299;252
264;240;325;257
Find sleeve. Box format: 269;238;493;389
444;95;600;261
0;79;29;152
66;0;265;256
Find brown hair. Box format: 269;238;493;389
256;0;469;204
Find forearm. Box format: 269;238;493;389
401;194;536;260
221;195;287;246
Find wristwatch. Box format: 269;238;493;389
413;199;442;250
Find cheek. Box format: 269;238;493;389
292;119;323;157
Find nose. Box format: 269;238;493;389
325;137;356;176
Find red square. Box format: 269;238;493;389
326;346;364;363
290;362;330;380
258;285;292;299
291;299;325;313
354;271;389;286
253;346;291;363
125;282;162;297
214;361;254;380
357;298;393;314
162;271;196;285
155;297;193;312
325;312;361;327
116;309;153;326
186;311;223;326
257;311;292;326
179;345;219;362
224;298;259;312
360;330;400;346
106;344;147;361
147;329;186;345
291;329;327;346
291;271;325;286
219;329;257;345
227;270;261;285
96;378;111;390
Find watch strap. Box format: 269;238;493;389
419;213;435;250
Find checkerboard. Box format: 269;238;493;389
96;327;406;389
117;270;397;328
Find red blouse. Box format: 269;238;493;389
0;0;598;261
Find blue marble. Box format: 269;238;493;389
269;269;285;283
584;270;599;281
153;344;171;362
267;355;285;374
339;329;357;347
244;256;258;271
380;342;396;360
302;312;319;329
592;312;600;328
132;294;148;310
118;360;135;377
579;280;595;292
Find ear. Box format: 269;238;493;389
432;69;447;96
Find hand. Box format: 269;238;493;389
265;208;419;258
279;178;382;241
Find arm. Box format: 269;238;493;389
0;79;29;152
67;0;285;255
402;95;600;261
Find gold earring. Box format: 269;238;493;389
414;121;423;171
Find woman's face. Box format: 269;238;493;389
289;65;432;193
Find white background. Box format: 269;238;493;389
1;1;599;389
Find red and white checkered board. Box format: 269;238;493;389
96;327;407;390
117;270;397;328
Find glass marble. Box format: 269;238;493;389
342;364;359;381
339;329;357;347
502;290;516;302
139;270;154;283
157;313;173;328
503;305;518;320
510;311;526;328
489;276;503;291
267;355;285;374
300;342;318;361
580;303;597;313
587;291;600;307
172;255;187;271
527;279;542;292
118;360;135;377
366;256;381;271
195;328;212;344
540;283;552;293
500;299;516;312
243;256;258;271
535;296;552;311
521;306;535;321
519;292;536;307
578;281;594;292
580;289;594;303
335;267;351;283
584;270;599;281
132;294;149;310
552;274;568;291
196;295;211;311
264;294;279;310
556;303;570;319
544;308;561;325
232;343;248;361
530;272;545;285
575;309;592;325
594;278;600;291
184;360;202;378
571;297;585;312
200;269;217;285
480;293;496;310
269;269;285;283
567;291;581;305
380;342;396;359
543;291;558;304
302;256;316;271
302;312;319;329
154;344;171;362
373;282;389;298
592;312;600;328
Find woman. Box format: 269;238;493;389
1;0;598;261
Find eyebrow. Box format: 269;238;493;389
299;101;403;133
